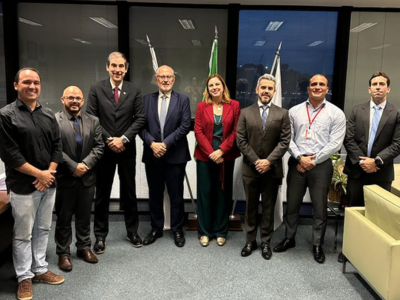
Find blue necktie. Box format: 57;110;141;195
72;117;83;160
261;105;268;130
160;95;167;140
367;105;381;157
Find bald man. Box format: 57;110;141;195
139;65;191;247
54;86;104;271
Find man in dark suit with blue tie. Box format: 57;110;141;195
55;86;104;271
140;65;191;247
344;71;400;206
86;52;145;253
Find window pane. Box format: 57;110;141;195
18;3;118;112
129;6;228;118
0;2;6;108
345;11;400;117
237;10;338;109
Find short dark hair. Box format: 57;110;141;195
106;51;129;70
14;67;41;83
369;71;390;87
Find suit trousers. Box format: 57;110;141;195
55;181;95;255
242;173;280;244
285;157;333;246
145;161;187;233
196;160;234;238
347;175;392;207
94;148;138;238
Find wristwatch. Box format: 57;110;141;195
375;156;383;166
296;155;302;162
121;136;129;144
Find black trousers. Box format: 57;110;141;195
145;161;187;233
243;173;280;244
347;174;391;207
284;157;333;246
94;149;138;238
55;181;94;255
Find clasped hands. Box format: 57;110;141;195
359;156;379;173
209;149;224;164
107;137;126;153
296;155;316;173
151;142;167;158
255;159;271;174
32;169;56;192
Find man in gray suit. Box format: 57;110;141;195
55;86;104;272
237;74;291;260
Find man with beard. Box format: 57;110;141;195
274;74;346;264
86;52;145;253
139;65;191;247
55;86;104;271
236;74;291;260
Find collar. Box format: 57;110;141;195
258;100;272;108
306;99;326;110
370;99;386;110
110;79;123;91
64;109;81;120
16;98;41;110
159;91;172;99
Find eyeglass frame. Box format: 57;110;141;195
62;96;84;102
156;75;175;80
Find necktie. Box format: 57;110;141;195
367;105;381;157
261;106;268;130
114;87;119;104
160;94;167;140
72;117;83;160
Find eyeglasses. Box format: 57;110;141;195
63;96;83;102
156;75;175;80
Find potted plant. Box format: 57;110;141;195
328;152;348;209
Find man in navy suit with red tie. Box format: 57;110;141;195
140;65;191;247
86;52;145;253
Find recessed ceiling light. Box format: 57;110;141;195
71;38;92;45
254;41;266;46
265;21;283;31
307;40;325;47
191;40;202;46
350;23;377;33
89;17;117;29
371;44;392;50
178;19;195;30
19;17;42;26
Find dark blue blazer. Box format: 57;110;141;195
140;91;191;164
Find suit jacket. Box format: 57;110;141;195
236;102;291;178
86;79;145;157
344;101;400;181
55;110;104;187
194;100;241;162
139;91;191;164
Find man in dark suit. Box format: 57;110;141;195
55;86;104;271
344;71;400;206
236;74;291;260
139;65;191;247
86;52;145;253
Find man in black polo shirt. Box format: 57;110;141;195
0;68;64;300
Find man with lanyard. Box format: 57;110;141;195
273;74;346;264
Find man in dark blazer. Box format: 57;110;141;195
86;52;145;253
236;74;291;260
55;86;104;271
139;65;191;247
344;71;400;206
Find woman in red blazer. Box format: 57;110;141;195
194;74;241;247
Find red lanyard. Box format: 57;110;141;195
306;103;325;129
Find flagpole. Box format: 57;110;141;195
270;41;282;75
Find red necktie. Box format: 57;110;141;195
114;87;119;104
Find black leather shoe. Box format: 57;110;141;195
174;231;185;247
127;233;143;248
273;238;295;252
261;242;272;260
241;241;257;257
337;251;344;263
143;230;163;246
93;237;106;254
313;246;325;264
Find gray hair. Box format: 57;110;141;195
256;74;276;89
106;51;129;70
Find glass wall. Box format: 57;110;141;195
0;2;6;108
345;11;400;116
236;10;338;109
129;6;228;118
18;3;118;112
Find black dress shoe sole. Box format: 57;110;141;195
273;241;295;253
127;237;143;248
93;242;106;254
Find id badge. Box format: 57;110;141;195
305;129;312;139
